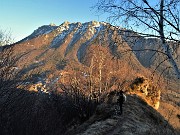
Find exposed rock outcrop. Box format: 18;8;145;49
128;76;161;110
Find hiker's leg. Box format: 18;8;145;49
120;104;122;114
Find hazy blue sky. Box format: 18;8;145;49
0;0;104;41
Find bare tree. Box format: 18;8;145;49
0;29;16;91
0;29;14;46
95;0;180;79
0;29;34;92
0;47;18;90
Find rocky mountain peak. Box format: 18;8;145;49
61;21;71;29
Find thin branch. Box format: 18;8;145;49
143;0;180;32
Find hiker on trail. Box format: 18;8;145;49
117;90;126;115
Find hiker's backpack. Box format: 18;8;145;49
117;93;126;103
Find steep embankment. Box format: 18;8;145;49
65;95;178;135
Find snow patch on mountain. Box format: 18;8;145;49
77;23;105;61
50;23;78;48
32;25;58;37
64;22;90;55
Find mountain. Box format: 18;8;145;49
13;21;180;80
1;21;179;134
11;21;152;92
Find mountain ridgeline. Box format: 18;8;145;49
14;21;180;80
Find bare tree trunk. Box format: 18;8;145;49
159;0;180;79
99;63;102;94
89;56;94;97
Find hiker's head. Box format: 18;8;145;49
116;90;123;95
120;90;123;94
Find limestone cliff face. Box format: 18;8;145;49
65;95;177;135
128;76;161;110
